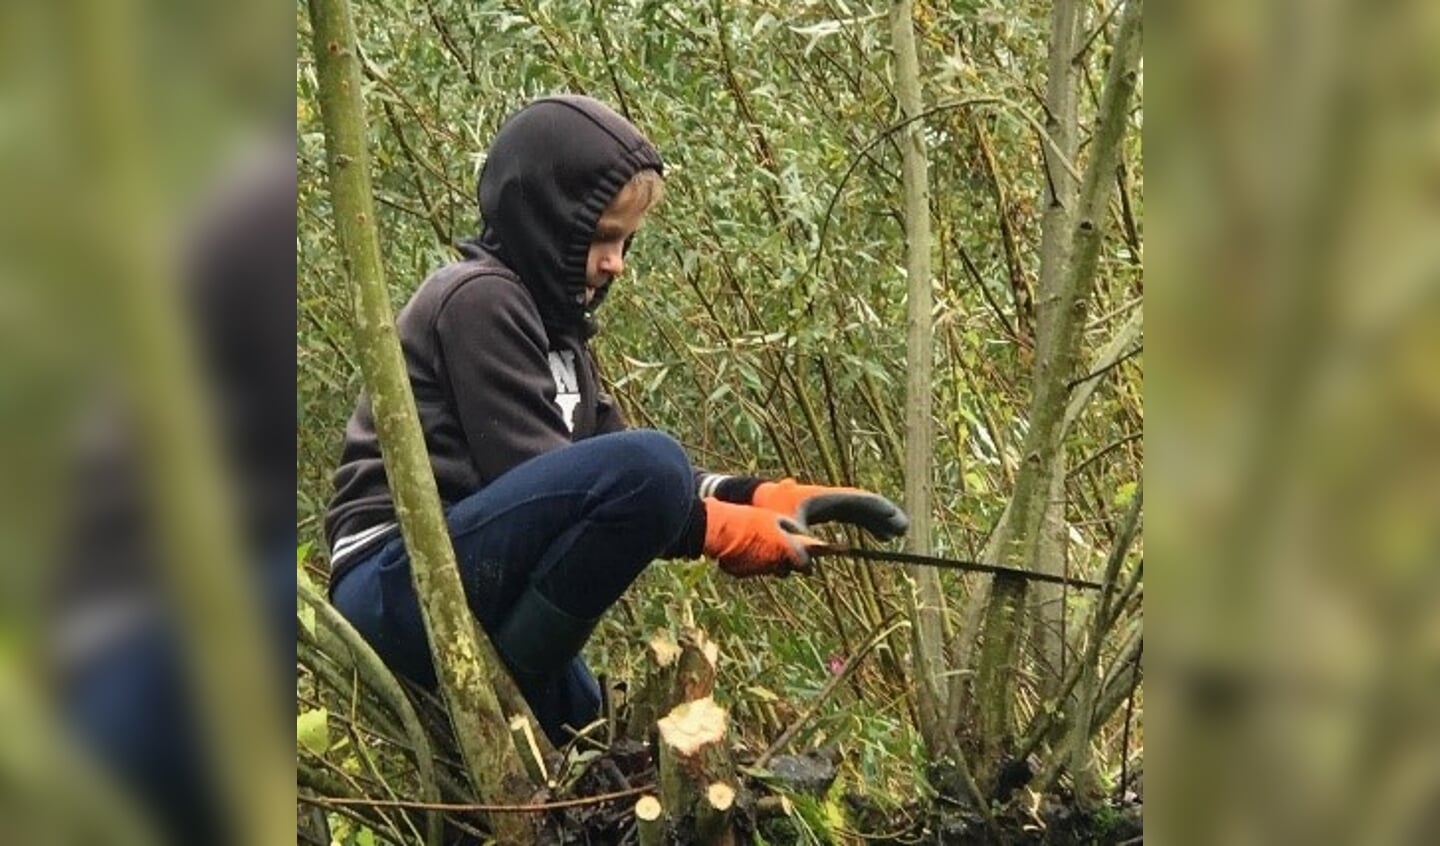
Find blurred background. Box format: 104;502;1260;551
0;0;294;843
1147;0;1439;842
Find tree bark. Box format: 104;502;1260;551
889;0;949;763
971;0;1143;789
1064;484;1143;807
306;0;541;838
1030;0;1085;700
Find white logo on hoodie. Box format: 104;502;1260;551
548;350;580;431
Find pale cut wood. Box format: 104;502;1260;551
627;627;720;740
707;782;735;811
657;697;736;841
650;630;682;667
509;715;549;787
634;795;663;846
673;628;720;702
658;696;729;757
695;782;737;845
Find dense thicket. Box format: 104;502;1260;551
298;1;1142;841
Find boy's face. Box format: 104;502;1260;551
585;185;648;304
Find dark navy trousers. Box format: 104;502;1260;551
331;430;695;743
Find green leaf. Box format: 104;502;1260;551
1114;480;1139;507
297;708;329;756
747;685;780;702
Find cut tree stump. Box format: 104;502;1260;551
634;795;663;846
695;782;737;845
657;696;737;844
626;627;719;740
673;628;720;702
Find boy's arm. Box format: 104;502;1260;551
435;277;572;484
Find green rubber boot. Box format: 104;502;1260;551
492;586;603;743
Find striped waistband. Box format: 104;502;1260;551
330;520;399;567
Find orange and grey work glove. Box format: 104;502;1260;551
702;498;827;578
752;478;910;540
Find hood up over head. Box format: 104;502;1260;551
463;95;663;339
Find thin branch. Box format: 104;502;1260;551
303;784;654;814
957;243;1029;348
1065;342;1142;390
1071;0;1124;65
1016;493;1143;767
1067;431;1143;480
300;580;444;844
807;96;1085;291
420;0;479;87
589;0;632;119
1094;483;1143;631
754;614;907;768
1114;158;1143;265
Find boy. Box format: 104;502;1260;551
326;95;908;742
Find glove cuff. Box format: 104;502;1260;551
697;473;764;504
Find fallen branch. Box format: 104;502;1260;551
299;784;653;814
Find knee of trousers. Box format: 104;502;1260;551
592;429;694;536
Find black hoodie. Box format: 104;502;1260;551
324;96;744;587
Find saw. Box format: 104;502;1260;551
814;546;1106;592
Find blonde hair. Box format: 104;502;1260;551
612;168;665;215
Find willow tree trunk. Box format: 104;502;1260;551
889;0;949;762
73;1;290;842
306;0;540;838
971;0;1144;789
1030;0;1084;701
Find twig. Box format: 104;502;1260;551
1095;486;1144;631
1118;642;1141;799
299;580;444;844
1071;0;1125;65
420;0;478;87
1067;431;1143;480
957;243;1029;348
1065;342;1142;390
754;614;907;769
589;0;632;119
808;96;1085;293
301;784;654;814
